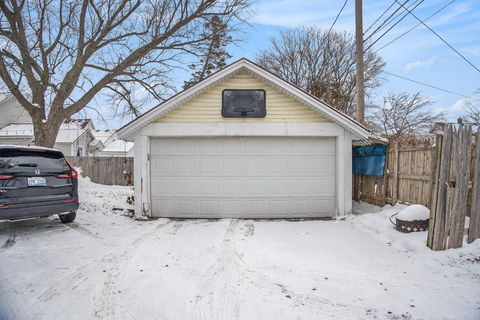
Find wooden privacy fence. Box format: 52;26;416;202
353;139;435;207
353;127;480;250
65;156;134;186
428;126;480;250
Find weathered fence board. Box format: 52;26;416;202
353;174;387;207
426;125;480;250
448;125;472;248
428;134;443;249
66;156;134;186
429;128;453;250
467;130;480;243
382;141;435;206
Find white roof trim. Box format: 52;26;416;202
117;58;370;139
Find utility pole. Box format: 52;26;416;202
355;0;365;124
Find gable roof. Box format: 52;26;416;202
117;58;370;139
0;122;89;143
101;139;134;153
91;130;116;144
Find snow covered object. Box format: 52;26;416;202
395;204;430;233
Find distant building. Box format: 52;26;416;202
0;95;31;129
99;140;134;157
89;130;118;156
0;96;133;156
0;120;95;156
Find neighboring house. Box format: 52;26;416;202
99;139;134;157
0;102;129;156
118;58;370;219
89;130;118;156
0;119;96;156
0;94;31;129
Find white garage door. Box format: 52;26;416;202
150;137;336;218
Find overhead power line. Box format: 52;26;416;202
363;0;410;43
376;0;456;51
364;0;424;53
363;1;397;35
326;0;348;37
383;71;480;102
394;0;480;73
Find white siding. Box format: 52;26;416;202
156;71;330;123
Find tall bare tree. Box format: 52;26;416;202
0;0;249;147
183;15;232;89
367;92;445;140
256;26;385;116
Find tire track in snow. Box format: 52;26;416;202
190;219;241;320
190;220;379;320
94;219;173;320
190;220;302;320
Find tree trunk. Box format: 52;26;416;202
32;113;63;148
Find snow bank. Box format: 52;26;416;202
351;202;431;253
396;204;430;221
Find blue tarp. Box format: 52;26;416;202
352;145;386;177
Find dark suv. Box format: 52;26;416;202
0;145;79;223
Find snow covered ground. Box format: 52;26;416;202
0;177;479;320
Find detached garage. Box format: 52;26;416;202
118;58;369;218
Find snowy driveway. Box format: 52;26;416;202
0;178;479;320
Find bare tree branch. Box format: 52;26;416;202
0;0;250;147
367;92;445;140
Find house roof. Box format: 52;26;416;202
91;130;116;144
62;118;94;130
101;140;134;153
117;58;370;140
0;122;88;143
0;123;33;137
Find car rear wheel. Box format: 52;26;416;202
59;211;76;223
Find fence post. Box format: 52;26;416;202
427;134;442;248
391;142;399;204
448;125;472;249
468;130;480;243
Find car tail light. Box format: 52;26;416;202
0;204;9;209
63;199;76;203
0;175;13;180
58;159;78;179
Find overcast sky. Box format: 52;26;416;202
91;0;480;130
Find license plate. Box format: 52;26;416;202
28;177;47;187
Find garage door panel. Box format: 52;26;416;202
198;158;219;173
175;179;198;194
197;179;221;194
151;177;174;194
221;158;244;174
199;200;221;214
175;158;196;174
265;158;290;174
292;157;336;175
150;137;336;218
174;200;197;214
222;179;243;194
151;157;174;175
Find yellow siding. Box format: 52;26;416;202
156;71;330;123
